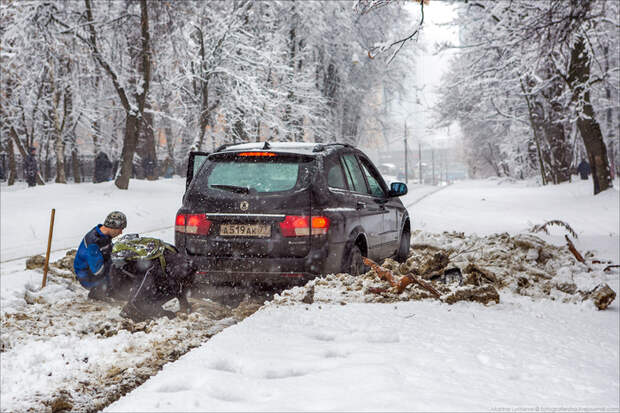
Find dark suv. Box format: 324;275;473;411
175;142;410;288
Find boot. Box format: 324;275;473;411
87;284;112;302
120;301;148;323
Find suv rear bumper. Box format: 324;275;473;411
185;243;345;287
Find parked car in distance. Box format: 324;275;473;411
175;141;410;289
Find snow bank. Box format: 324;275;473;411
412;178;619;263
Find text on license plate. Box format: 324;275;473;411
220;224;271;237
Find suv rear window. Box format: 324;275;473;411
192;153;314;194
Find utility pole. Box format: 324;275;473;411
444;149;448;184
404;121;408;184
431;148;435;185
418;141;422;184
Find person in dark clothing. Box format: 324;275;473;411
73;211;127;300
93;152;113;183
577;159;591;180
24;147;38;187
120;248;196;322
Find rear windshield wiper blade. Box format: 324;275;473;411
210;184;251;194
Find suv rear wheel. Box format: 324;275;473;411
344;245;366;276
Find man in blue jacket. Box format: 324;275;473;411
74;211;127;300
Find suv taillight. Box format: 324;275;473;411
279;215;330;237
176;213;212;235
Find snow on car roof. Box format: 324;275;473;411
217;141;355;156
223;142;318;152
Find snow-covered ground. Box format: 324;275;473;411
1;177;619;412
107;298;619;412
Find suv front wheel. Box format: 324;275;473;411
396;230;411;262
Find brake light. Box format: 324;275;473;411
175;214;186;232
175;213;211;235
238;152;276;157
279;215;330;237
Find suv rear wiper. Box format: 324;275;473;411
210;184;251;194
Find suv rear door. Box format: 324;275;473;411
186;151;210;190
340;152;386;260
357;155;400;257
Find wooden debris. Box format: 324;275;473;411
603;265;620;273
464;263;498;285
363;257;441;299
403;274;441;298
564;235;586;264
443;285;500;305
587;284;616;310
592;259;612;264
363;257;395;284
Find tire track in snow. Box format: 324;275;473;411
405;184;451;209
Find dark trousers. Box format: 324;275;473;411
129;267;176;317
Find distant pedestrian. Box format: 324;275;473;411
23;147;38;187
162;158;174;178
577;159;590;180
93;152;113;183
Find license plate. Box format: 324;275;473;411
220;224;271;237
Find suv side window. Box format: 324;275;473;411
342;154;369;194
359;157;387;197
326;158;348;190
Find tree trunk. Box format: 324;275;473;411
138;102;157;180
7;138;16;186
568;33;612;194
44;137;51;182
578;95;612;194
72;148;81;183
521;78;547;185
115;114;141;190
54;129;66;183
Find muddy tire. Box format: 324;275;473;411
396;230;411;262
344;245;366;276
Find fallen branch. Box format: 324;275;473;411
403;274;442;298
363;257;396;284
564;235;585;263
531;220;578;239
604;265;620;273
363;257;441;299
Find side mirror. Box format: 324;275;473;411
388;182;408;197
186;151;210;190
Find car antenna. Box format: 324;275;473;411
263;141;271;150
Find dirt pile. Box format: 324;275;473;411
273;230;617;309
